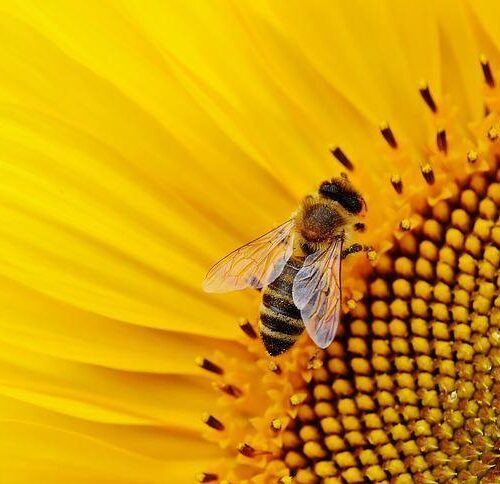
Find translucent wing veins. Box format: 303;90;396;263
202;219;295;293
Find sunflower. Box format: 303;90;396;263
0;1;498;483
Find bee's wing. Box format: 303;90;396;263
292;238;343;348
203;219;295;293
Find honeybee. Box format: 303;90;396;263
203;174;369;356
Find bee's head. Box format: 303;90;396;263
319;174;367;215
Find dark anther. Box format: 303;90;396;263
353;222;366;232
400;219;412;231
480;56;495;88
380;123;398;148
202;413;225;431
238;443;256;457
342;243;362;259
487;125;499;141
196;357;224;375
214;382;243;398
268;361;281;374
419;84;437;113
197;473;218;483
238;443;270;458
239;318;257;339
437;129;447;154
390;174;403;194
467;150;478;164
270;419;282;432
330;147;354;171
420;163;435;185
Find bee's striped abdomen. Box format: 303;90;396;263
259;257;304;356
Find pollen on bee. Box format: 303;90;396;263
390;174;403;194
419;82;438;112
330;146;354;171
380;122;398;149
480;55;495;87
367;250;377;261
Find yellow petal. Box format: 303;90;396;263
0;394;219;462
0;341;214;429
0;275;247;374
0;420;211;483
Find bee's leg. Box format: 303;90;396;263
353;222;366;232
342;243;372;259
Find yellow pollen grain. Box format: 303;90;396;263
487;124;499;140
400;218;412;231
346;298;357;310
290;392;308;406
467;149;478;163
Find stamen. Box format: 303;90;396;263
380;123;398;148
271;419;282;432
268;361;282;374
390;174;403;194
467;150;478;164
238;318;257;339
487;125;499;141
367;250;377;261
420;162;435;185
330;147;354;171
196;472;218;483
196;357;224;375
437;129;448;154
480;55;495;87
237;443;271;458
289;392;307;406
202;413;225;431
307;356;323;370
346;298;357;310
400;219;412;231
213;382;243;398
419;82;437;112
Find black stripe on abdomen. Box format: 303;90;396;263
262;291;301;320
259;258;304;356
